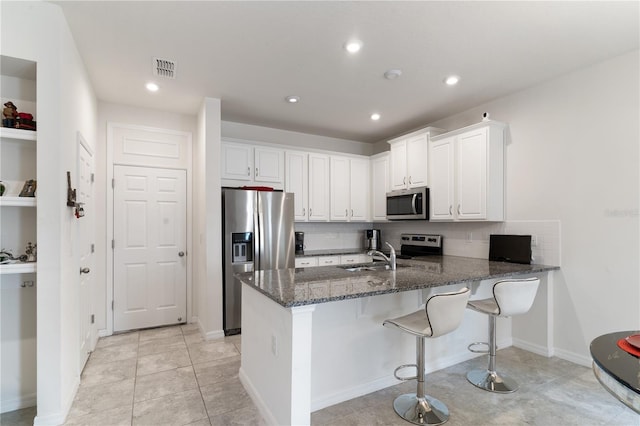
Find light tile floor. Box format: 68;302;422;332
2;325;638;425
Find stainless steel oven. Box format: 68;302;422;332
386;186;429;220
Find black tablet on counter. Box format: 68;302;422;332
489;234;532;264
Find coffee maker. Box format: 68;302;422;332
295;232;305;254
365;229;381;251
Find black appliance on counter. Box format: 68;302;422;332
489;234;532;264
295;232;305;255
398;234;443;258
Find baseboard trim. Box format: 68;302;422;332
238;367;279;426
1;393;37;414
512;338;554;358
552;347;592;367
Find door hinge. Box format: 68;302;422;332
91;173;95;183
91;243;95;253
111;178;115;188
91;314;95;324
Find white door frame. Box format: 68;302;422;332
105;122;193;336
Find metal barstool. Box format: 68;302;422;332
466;277;540;393
383;287;470;425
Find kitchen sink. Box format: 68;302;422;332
339;263;409;272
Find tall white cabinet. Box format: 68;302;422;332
329;156;370;222
429;121;506;221
0;56;38;413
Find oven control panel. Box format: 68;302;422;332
400;234;442;248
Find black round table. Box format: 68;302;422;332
590;330;640;414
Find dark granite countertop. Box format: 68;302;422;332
295;249;368;258
237;255;559;308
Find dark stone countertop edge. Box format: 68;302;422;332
296;249;368;258
240;257;559;309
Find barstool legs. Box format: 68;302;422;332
466;315;518;393
393;337;450;425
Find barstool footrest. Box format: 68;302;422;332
467;341;490;354
394;364;418;381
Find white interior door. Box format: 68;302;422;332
113;165;187;332
78;134;95;370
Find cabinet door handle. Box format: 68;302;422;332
449;205;453;215
345;209;348;217
80;267;90;274
309;208;312;216
302;208;306;216
457;204;461;215
409;176;412;184
403;176;406;185
351;209;354;217
255;167;258;176
247;166;250;176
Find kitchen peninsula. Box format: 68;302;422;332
237;256;558;425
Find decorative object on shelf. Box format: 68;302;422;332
0;248;27;264
2;101;18;128
0;181;5;196
19;179;37;197
25;242;37;262
16;112;36;131
66;171;77;206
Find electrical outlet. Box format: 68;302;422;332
271;334;278;356
531;235;538;247
466;232;473;243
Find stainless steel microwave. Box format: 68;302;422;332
386;187;429;220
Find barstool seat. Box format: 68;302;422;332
383;287;470;425
466;277;540;393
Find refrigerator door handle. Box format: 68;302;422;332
255;194;262;271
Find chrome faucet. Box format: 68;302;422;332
367;242;397;271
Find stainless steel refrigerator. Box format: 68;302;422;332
222;188;295;335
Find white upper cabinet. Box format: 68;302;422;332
221;141;284;188
429;121;505;222
388;127;443;190
221;142;253;181
285;150;309;221
428;137;455;221
330;156;370;222
308;153;330;221
370;153;389;221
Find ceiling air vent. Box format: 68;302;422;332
152;57;176;79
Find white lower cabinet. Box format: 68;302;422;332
295;257;319;268
295;254;372;269
429;121;505;221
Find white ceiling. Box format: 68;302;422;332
52;1;639;143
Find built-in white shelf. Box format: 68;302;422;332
0;262;37;274
0;196;36;207
0;127;37;141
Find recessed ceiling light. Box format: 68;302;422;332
444;75;460;86
371;113;381;121
145;82;159;92
285;95;300;103
344;40;363;53
384;69;402;80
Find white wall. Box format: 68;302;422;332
1;1;98;424
94;102;197;334
195;98;224;337
222;121;372;156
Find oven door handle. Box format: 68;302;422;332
411;193;418;214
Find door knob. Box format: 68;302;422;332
178;251;185;257
80;267;90;274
